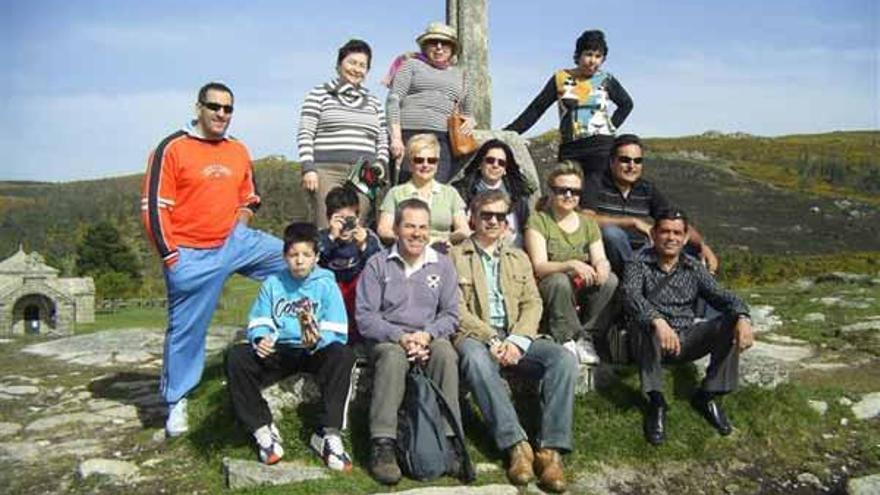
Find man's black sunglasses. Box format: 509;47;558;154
201;101;234;114
616;156;643;165
479;211;508;222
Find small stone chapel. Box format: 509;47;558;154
0;246;94;336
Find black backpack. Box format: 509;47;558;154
396;364;475;482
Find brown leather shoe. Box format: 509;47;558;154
506;441;534;485
534;448;567;493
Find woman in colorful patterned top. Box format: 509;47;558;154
298;39;389;228
505;30;633;179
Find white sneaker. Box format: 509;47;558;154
562;340;579;360
165;398;189;438
310;429;353;472
254;423;284;465
575;338;600;365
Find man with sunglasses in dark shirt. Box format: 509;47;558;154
581;134;718;276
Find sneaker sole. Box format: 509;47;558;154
310;434;353;472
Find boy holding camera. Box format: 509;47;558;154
318;186;382;342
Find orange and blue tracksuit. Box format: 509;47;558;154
141;123;286;405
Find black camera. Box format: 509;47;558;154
343;216;358;232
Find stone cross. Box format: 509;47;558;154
447;0;491;129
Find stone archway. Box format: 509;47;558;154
11;293;57;335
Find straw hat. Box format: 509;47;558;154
415;22;459;53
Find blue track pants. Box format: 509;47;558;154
161;223;285;404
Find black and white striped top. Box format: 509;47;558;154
297;78;389;172
386;58;474;132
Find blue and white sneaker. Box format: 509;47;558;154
310;428;352;472
165;398;189;438
254;423;284;465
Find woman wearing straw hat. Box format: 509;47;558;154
384;22;475;185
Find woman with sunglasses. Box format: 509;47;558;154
451;139;537;248
376;133;470;247
524;162;618;365
504;30;632;179
298;39;388;228
383;22;475;184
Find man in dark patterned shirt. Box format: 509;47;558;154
582;134;718;276
622;211;753;445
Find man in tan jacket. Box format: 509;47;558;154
450;190;577;494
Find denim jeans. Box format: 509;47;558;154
601;224;646;276
457;337;577;452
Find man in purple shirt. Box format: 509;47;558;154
356;198;461;485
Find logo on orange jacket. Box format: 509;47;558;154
202;164;232;179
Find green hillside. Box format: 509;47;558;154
645;130;880;205
0;156;308;295
534;130;879;204
1;131;878;299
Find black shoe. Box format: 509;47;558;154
644;402;666;445
369;438;401;485
692;395;733;436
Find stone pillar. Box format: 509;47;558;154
447;0;491;129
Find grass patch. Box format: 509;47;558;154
744;280;880;356
718;250;880;288
160;354;880;493
75;276;261;334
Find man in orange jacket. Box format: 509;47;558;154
142;82;286;438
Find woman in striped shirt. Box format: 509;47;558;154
385;22;475;185
298;39;389;228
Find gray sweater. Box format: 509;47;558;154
355;246;459;342
385;58;474;132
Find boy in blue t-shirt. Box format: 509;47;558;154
226;222;356;471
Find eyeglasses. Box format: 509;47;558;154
200;101;234;114
483;156;507;167
426;39;453;49
412;156;439;165
479;211;508;223
550;186;582;197
616;156;643;165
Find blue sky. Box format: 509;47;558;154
1;0;877;181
